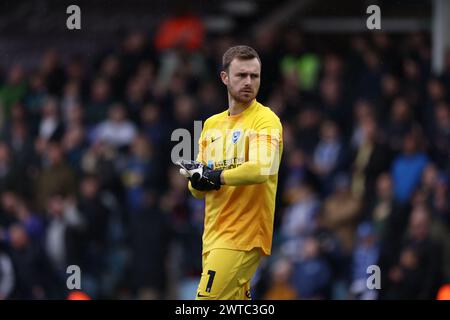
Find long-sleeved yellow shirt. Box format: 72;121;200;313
188;99;283;255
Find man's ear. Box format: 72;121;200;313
220;71;228;86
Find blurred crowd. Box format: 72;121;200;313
0;16;449;299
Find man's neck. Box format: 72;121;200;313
228;96;254;116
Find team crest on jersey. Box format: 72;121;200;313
232;130;241;144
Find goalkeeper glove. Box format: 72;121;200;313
176;160;222;191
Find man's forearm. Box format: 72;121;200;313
221;162;269;186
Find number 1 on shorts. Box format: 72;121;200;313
206;270;216;293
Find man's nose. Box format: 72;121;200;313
243;75;252;85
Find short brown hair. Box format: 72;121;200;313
222;45;261;71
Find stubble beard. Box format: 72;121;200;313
229;86;257;105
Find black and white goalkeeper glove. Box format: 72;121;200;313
176;160;222;191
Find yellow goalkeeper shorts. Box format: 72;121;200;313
195;247;261;300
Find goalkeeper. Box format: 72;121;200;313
177;45;283;300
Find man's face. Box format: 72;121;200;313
221;57;261;104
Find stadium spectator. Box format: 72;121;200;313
39;49;66;96
349;222;380;300
0;64;26;122
391;127;429;204
129;188;173;299
263;258;298;300
349;114;392;202
86;77;114;126
280;179;321;259
292;235;332;299
311;120;347;194
383;205;443;299
0;244;14;300
34;141;77;212
121;135;161;212
93;103;137;149
321;173;361;255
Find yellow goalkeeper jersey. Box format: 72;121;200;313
188;99;283;256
